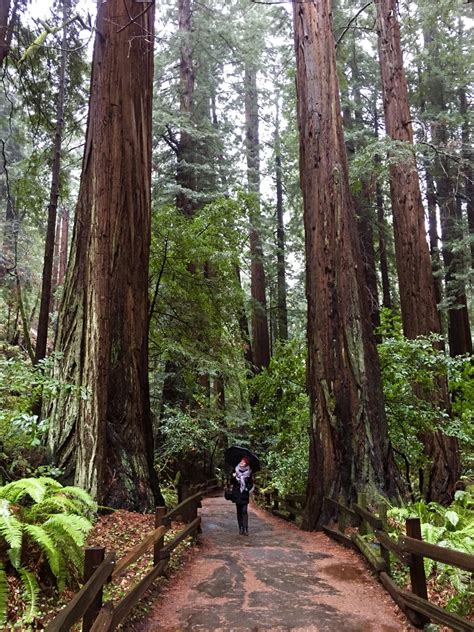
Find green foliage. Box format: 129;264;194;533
0;353;84;481
377;310;474;491
0;477;96;625
388;489;474;615
249;338;309;496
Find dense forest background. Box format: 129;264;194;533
0;0;473;620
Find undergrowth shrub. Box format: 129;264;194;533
0;476;96;625
387;488;474;616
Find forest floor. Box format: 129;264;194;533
127;493;414;631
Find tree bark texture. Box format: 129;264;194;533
35;0;68;365
245;63;270;370
292;0;401;530
48;0;161;510
373;106;392;311
58;207;69;286
375;0;460;503
347;48;381;335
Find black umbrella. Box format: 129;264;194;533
224;445;261;472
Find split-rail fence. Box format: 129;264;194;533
45;478;220;632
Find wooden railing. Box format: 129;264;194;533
253;475;305;523
322;494;474;632
45;478;219;632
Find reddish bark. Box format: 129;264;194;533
245;63;270;370
292;0;401;529
35;0;68;365
375;0;460;503
48;0;161;510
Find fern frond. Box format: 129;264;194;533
19;568;40;623
60;487;97;512
44;513;92;545
36;477;63;491
23;524;62;581
8;546;21;570
0;478;47;504
0;499;23;550
0;562;8;626
28;496;82;520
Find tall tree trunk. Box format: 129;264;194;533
292;0;401;530
34;0;68;365
275;103;288;342
348;43;381;335
0;0;17;67
48;0;162;510
375;0;460;503
58;207;69;286
376;180;392;310
235;264;254;369
374;105;392;311
424;30;471;356
245;63;270;370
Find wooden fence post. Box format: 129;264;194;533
357;492;368;535
82;547;105;632
405;518;430;625
154;507;167;566
376;501;390;574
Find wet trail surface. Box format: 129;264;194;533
133;494;412;631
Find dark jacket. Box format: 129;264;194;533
232;475;253;505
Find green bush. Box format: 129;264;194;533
387;489;474;616
0;477;96;625
249;338;309;496
377;310;474;493
0;353;84;481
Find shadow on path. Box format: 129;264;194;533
133;494;411;631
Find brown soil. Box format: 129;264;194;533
129;494;415;631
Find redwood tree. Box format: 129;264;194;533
292;0;400;529
34;0;68;365
48;0;162;510
375;0;460;503
245;62;271;370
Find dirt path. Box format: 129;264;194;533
133;493;412;631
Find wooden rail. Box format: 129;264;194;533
47;478;218;632
322;495;474;631
253;478;305;523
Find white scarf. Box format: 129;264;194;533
235;463;251;493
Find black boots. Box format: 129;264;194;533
238;526;248;536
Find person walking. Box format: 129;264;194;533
232;456;253;535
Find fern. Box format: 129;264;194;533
0;476;96;621
0;563;7;626
0;499;23;550
18;568;40;623
44;513;92;543
61;486;97;512
23;524;62;581
0;477;48;504
28;495;84;520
